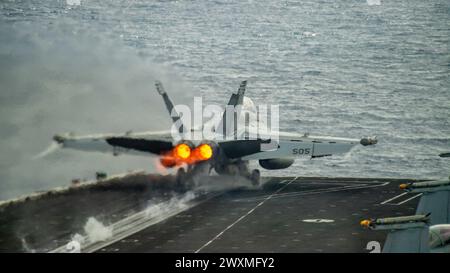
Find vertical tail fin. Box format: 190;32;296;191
155;81;185;134
217;80;247;138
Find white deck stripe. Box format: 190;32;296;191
396;193;423;205
194;178;297;253
380;192;409;205
233;182;389;203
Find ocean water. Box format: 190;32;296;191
0;0;449;199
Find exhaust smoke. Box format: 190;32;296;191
0;21;194;200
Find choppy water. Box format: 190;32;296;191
0;0;449;199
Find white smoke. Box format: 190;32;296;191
145;191;197;218
69;217;112;250
83;217;113;243
0;21;194;200
71;233;86;246
60;191;199;252
193;174;265;192
32;142;61;160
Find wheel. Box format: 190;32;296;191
214;164;226;175
237;161;250;177
176;168;187;187
250;169;260;186
227;164;240;176
176;167;196;190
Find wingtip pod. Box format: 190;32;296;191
53;134;66;144
360;136;378;146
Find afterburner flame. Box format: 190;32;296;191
195;143;213;161
160;143;213;168
174;143;191;160
160;156;176;168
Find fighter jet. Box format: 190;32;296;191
360;176;450;253
50;80;377;186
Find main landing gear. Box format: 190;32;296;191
175;161;261;189
175;162;210;190
214;161;261;186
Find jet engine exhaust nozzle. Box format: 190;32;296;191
160;142;214;168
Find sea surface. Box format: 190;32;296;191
0;0;449;200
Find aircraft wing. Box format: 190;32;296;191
53;131;175;157
239;133;369;160
51;80;377;161
361;178;450;253
217;139;271;159
382;222;431;253
54;132;273;159
416;190;450;225
380;185;450;253
396;179;450;226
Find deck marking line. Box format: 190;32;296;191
380;192;409;205
194;177;298;253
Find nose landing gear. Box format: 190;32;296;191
250;169;260;186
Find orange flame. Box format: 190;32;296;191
174;143;191;160
160;156;177;168
160;143;213;168
194;143;213;161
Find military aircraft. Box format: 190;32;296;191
360;176;450;253
50;80;377;186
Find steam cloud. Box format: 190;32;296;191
0;21;195;200
69;217;112;251
65;191;197;252
145;191;197;217
83;217;113;243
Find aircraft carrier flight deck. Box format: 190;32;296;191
0;172;422;253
